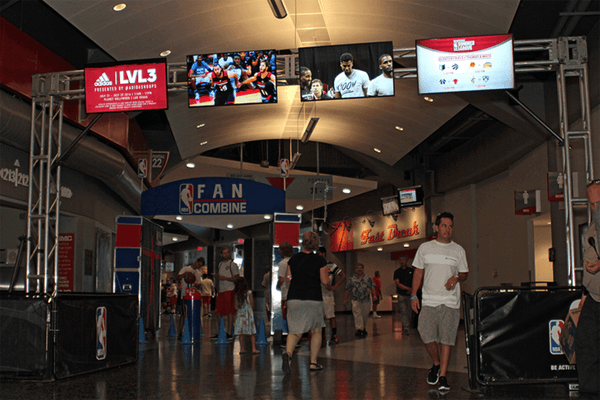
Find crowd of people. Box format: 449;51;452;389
159;195;600;397
301;52;394;101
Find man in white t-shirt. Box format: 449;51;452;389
211;247;240;341
334;53;370;98
411;212;468;393
367;54;394;97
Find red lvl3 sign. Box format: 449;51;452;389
84;58;168;113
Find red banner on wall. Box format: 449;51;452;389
58;233;75;292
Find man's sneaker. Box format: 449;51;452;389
226;333;234;342
361;330;368;336
330;335;339;344
438;376;450;392
355;330;362;336
210;334;219;341
427;364;441;385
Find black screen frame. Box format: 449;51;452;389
398;186;424;208
186;50;278;108
298;41;395;101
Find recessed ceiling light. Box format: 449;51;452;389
424;96;434;102
377;247;383;251
227;224;234;229
296;205;304;211
176;215;183;221
197;124;205;128
395;126;404;131
200;141;208;146
403;243;410;247
264;214;272;220
374;148;381;153
172;237;178;242
186;162;195;168
160;50;171;57
113;3;126;12
342;188;351;194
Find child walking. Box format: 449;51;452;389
234;277;259;354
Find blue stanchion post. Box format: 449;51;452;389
139;317;147;343
257;318;268;345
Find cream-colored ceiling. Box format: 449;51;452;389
42;0;520;231
44;0;519;166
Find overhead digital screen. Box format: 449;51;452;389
399;186;424;208
416;34;514;94
381;195;400;216
84;58;168;113
299;41;395;101
186;50;277;107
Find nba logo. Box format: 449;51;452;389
179;184;194;214
96;307;107;360
548;320;564;355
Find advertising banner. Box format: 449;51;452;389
84;59;168;113
329;206;426;252
58;233;75;292
141;177;286;216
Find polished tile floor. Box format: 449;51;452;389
0;311;586;399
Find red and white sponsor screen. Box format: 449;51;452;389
416;34;514;94
85;59;168;113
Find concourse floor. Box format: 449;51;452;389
0;312;585;399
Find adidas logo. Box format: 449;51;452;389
94;73;113;87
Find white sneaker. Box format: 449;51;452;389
373;313;381;319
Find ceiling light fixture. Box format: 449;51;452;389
395;126;404;131
342;188;351;194
160;50;171;57
197;124;205;128
186;162;195;168
374;148;381;153
290;152;301;169
113;3;126;12
264;214;272;220
227;224;234;229
296;205;304;211
301;118;319;143
424;96;434;102
176;215;183;221
172;237;178;242
200;141;208;145
377;247;383;252
403;243;410;247
267;0;287;19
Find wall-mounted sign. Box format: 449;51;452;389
58;233;75;292
515;190;541;215
547;172;564;201
84;58;168;113
329;206;426;252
